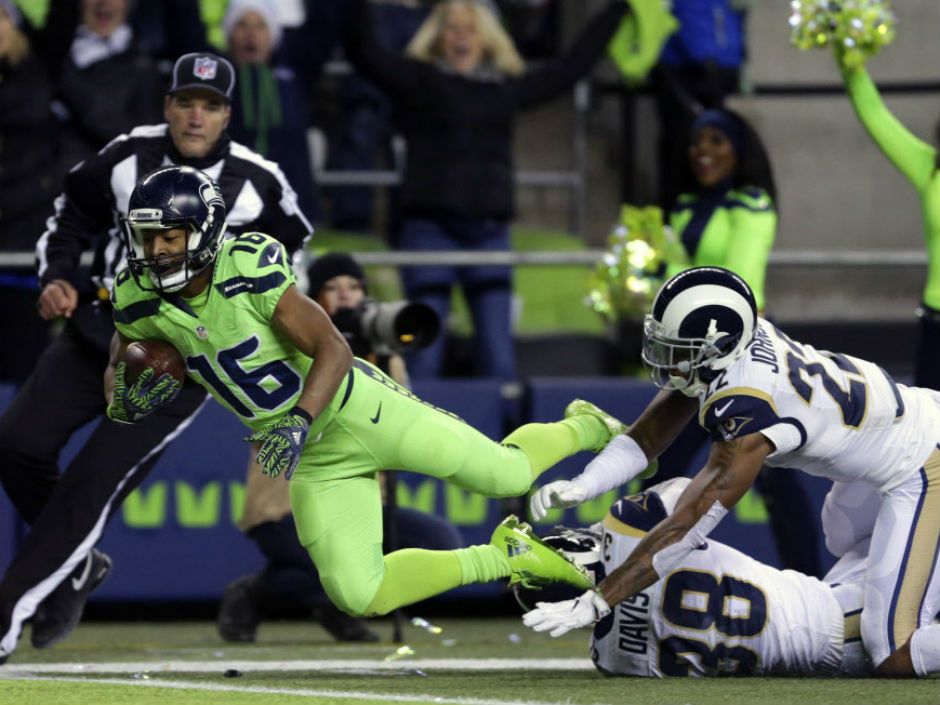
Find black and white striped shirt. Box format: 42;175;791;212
36;123;313;294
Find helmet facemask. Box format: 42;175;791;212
642;315;742;397
122;202;226;294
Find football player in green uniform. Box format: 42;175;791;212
106;165;626;618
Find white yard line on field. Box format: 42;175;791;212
0;657;595;675
0;674;585;705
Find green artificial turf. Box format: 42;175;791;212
1;619;937;705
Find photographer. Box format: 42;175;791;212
219;252;460;643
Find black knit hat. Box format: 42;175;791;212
307;252;366;298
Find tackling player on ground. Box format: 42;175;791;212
553;477;870;677
107;165;629;618
525;266;940;678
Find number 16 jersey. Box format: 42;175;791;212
112;233;312;433
699;319;940;492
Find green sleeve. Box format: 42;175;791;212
223;235;296;321
844;66;936;194
111;269;161;341
257;240;295;321
724;206;776;313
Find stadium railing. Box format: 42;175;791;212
0;250;928;270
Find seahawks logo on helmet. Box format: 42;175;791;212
642;267;757;397
121;166;228;293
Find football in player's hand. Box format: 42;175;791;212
124;340;186;385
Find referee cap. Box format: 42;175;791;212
168;53;235;103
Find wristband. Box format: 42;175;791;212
573;434;649;497
289;406;313;424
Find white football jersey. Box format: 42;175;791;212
698;319;940;492
590;481;867;677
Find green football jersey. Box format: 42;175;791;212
111;232;312;432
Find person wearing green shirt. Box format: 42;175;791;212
108;165;626;619
667;108;776;313
838;54;940;390
660;108;822;578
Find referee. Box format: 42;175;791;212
0;52;312;662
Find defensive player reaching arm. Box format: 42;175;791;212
526;402;771;634
549;478;869;677
108;165;642;622
526;266;940;679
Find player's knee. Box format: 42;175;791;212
823;529;853;559
490;450;534;497
319;574;380;618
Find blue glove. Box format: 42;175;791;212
245;407;312;479
107;362;181;424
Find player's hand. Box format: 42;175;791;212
530;479;590;521
106;362;181;424
245;411;310;480
36;279;79;320
522;590;610;638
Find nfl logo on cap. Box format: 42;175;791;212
193;56;218;81
169;52;235;102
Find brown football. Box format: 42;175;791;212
124;340;186;386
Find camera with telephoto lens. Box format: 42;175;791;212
331;299;440;356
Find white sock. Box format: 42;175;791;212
909;623;940;677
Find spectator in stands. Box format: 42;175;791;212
223;0;319;222
328;0;431;234
653;0;747;208
0;0;78;382
342;0;629;380
655;107;821;577
666;108;774;311
129;0;210;64
56;0;165;167
834;46;940;391
218;252;463;644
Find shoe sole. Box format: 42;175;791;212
494;522;594;590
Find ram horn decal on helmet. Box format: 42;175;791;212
642;266;757;397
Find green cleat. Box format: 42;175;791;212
564;399;657;478
491;515;595;591
564;399;627;452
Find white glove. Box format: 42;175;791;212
529;479;590;521
522;590;611;638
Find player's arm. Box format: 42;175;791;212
524;432;772;637
246;285;353;480
597;432;771;606
628;388;701;459
271;284;353;423
531;389;698;520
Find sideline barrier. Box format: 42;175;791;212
0;379;834;601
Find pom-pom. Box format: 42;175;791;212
789;0;896;69
586;206;685;323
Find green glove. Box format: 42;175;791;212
107;362;182;424
245;408;311;480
